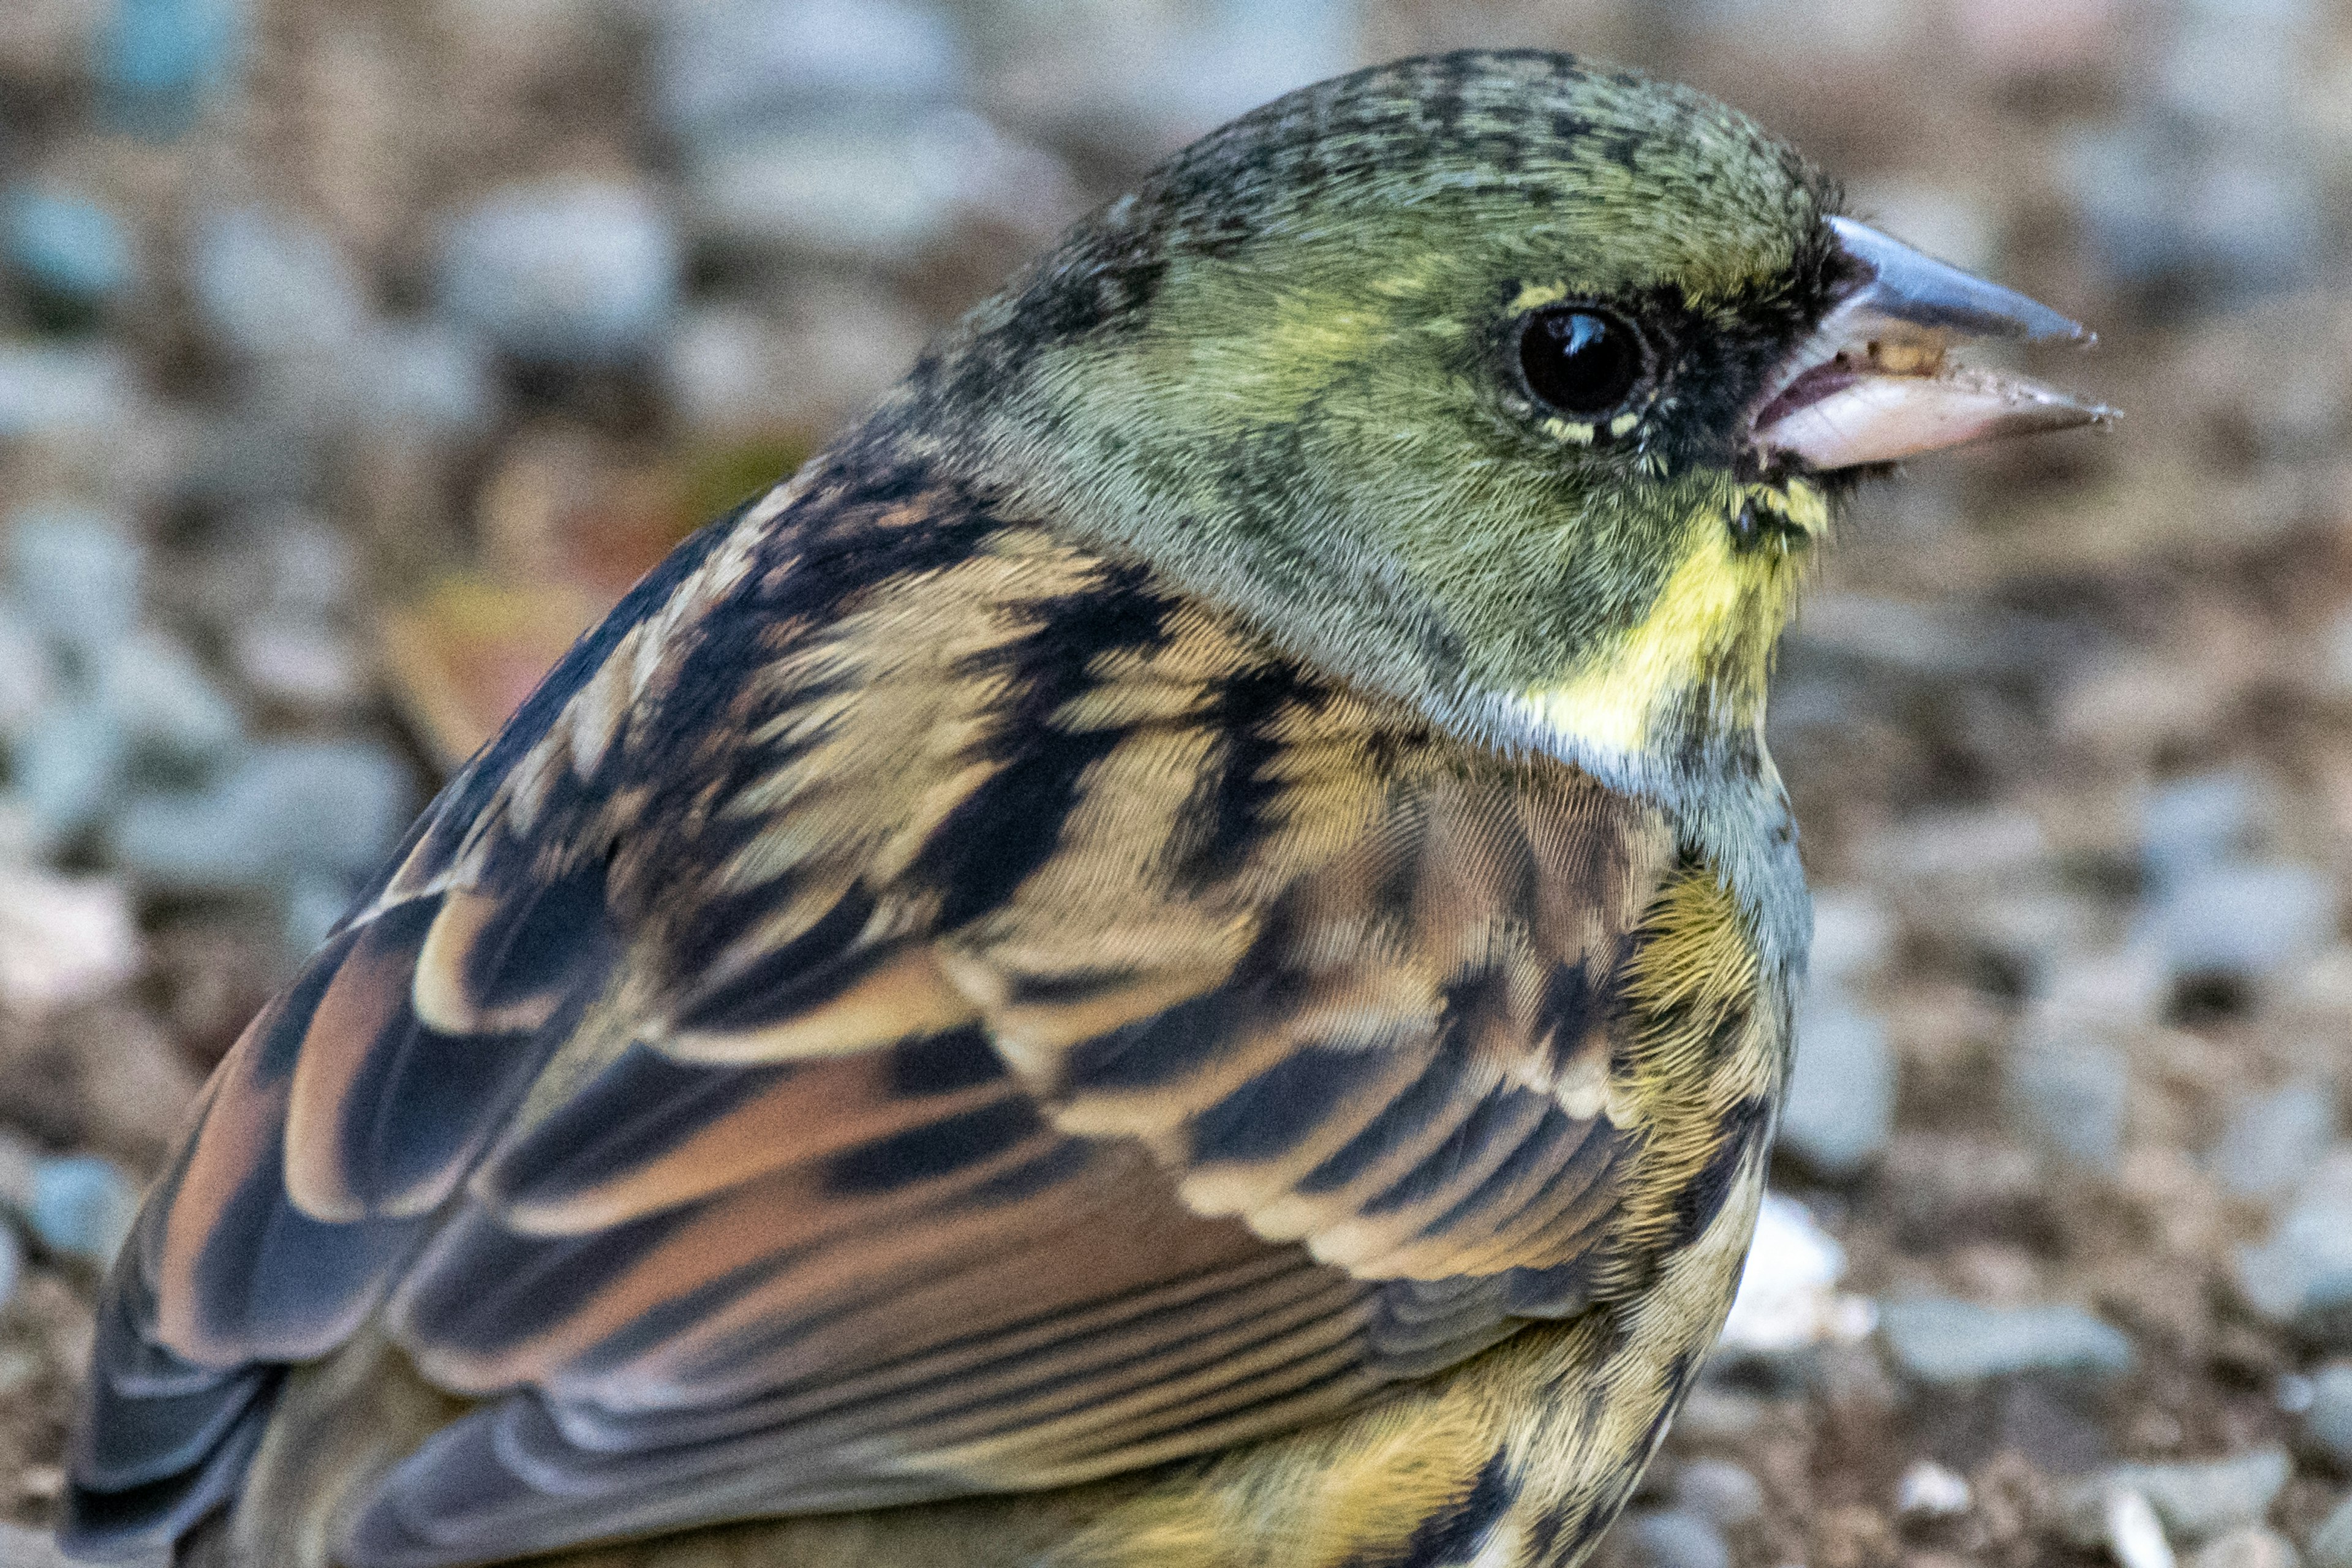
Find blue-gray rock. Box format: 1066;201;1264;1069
9;504;143;658
2211;1082;2338;1200
2312;1493;2352;1568
2006;1023;2130;1172
1877;1298;2135;1385
99;0;247;136
0;344;132;439
1618;1509;1732;1568
2136;861;2339;984
189;205;366;361
2143;769;2274;889
360;320;496;433
2308;1362;2352;1468
1778;981;1895;1177
111;737;412;891
652;0;960;142
99;630;246;775
1673;1459;1765;1528
29;1153;138;1263
2233;1151;2352;1338
2055;1450;2293;1547
0;1220;20;1314
439;178;680;364
686;118;970;259
18;703;130;843
4;185;135;307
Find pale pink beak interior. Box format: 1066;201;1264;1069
1750;216;2113;471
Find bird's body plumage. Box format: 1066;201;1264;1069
64;51;2101;1568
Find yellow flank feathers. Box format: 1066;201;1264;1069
1518;481;1821;755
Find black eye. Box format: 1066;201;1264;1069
1518;306;1648;421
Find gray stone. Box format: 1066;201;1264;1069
112;737;412;891
2233;1150;2352;1337
4;184;135;307
2312;1494;2352;1568
0;344;131;438
1672;1459;1764;1527
2144;769;2275;888
2136;861;2339;984
2005;1022;2131;1172
2304;1361;2352;1467
28;1153;138;1263
189;206;368;361
652;0;960;141
1808;888;1893;983
0;1219;18;1314
2055;1450;2292;1548
1877;1298;2135;1386
8;505;142;658
439;178;680;364
98;630;246;774
17;702;129;843
97;0;246;136
360;320;497;432
685;119;970;259
0;598;60;737
2211;1082;2338;1199
1777;981;1895;1177
1617;1509;1732;1568
2188;1527;2301;1568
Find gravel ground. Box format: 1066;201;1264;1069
5;2;2352;1566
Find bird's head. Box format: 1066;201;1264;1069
913;51;2106;788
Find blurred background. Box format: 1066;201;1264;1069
2;1;2352;1564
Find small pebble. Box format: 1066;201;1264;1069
100;628;247;771
0;343;131;437
2233;1150;2352;1338
113;736;411;892
2057;1450;2291;1548
189;205;368;361
9;503;143;658
2142;769;2273;888
2105;1487;2179;1568
1673;1459;1764;1528
2187;1527;2301;1568
2136;861;2339;987
2311;1494;2352;1568
4;184;135;308
29;1153;140;1264
1877;1298;2135;1386
1618;1508;1732;1568
0;867;140;1016
1717;1193;1873;1356
1777;981;1895;1177
2211;1082;2338;1200
2006;1022;2131;1172
1895;1458;1972;1517
439;177;680;364
2306;1362;2352;1468
98;0;246;135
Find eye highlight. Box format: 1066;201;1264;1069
1517;306;1651;423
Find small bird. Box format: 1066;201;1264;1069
62;52;2105;1568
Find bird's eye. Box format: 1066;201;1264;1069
1518;306;1648;422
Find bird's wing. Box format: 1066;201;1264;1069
67;467;1688;1568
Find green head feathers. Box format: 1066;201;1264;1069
883;50;2095;788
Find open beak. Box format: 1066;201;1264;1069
1750;216;2115;471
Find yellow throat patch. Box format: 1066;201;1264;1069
1518;480;1822;756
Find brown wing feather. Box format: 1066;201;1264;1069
66;464;1681;1568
